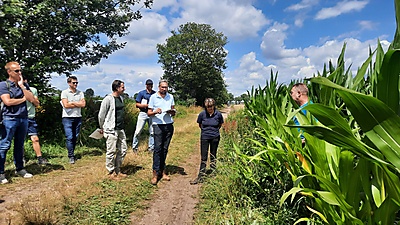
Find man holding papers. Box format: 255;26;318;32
131;79;155;153
98;80;128;180
147;80;176;185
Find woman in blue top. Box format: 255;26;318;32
190;98;224;185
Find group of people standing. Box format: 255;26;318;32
98;79;177;185
0;61;225;186
97;78;225;185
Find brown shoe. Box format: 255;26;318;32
162;170;170;181
117;172;128;178
108;173;121;181
151;170;158;185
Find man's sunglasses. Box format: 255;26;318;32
72;82;79;85
11;69;22;73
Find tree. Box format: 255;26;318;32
157;22;229;106
0;0;153;91
84;88;95;98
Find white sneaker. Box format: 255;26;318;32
15;169;33;178
0;173;8;184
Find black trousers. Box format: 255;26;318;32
152;123;174;173
198;136;220;177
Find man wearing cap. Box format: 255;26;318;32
132;79;156;152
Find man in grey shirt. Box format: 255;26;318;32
61;76;86;164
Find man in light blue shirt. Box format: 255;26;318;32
290;83;313;145
148;80;176;185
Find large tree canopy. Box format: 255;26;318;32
0;0;152;90
157;22;229;106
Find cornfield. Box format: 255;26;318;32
233;0;400;224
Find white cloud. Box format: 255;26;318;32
285;0;319;27
315;0;369;20
260;22;302;60
225;52;275;96
111;12;170;59
170;0;270;40
358;20;376;30
285;0;319;11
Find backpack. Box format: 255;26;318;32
0;80;11;124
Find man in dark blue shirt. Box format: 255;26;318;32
132;79;156;152
0;61;36;184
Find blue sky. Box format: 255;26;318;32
51;0;395;97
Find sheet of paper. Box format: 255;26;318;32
141;98;148;104
89;128;103;139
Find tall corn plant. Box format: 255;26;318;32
242;2;400;225
283;76;400;224
280;1;400;223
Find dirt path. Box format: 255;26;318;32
130;106;235;225
130;152;201;225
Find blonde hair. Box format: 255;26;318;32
5;61;19;71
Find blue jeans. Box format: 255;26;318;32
132;112;154;150
152;123;174;173
62;117;82;158
0;116;28;174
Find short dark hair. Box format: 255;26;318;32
112;80;124;92
67;76;78;83
204;98;215;109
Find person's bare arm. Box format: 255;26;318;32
18;76;35;103
62;98;86;108
31;96;40;107
73;98;86;108
1;94;26;106
147;108;162;116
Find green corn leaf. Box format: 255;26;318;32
389;0;400;49
311;77;400;171
352;49;375;90
376;49;400;114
